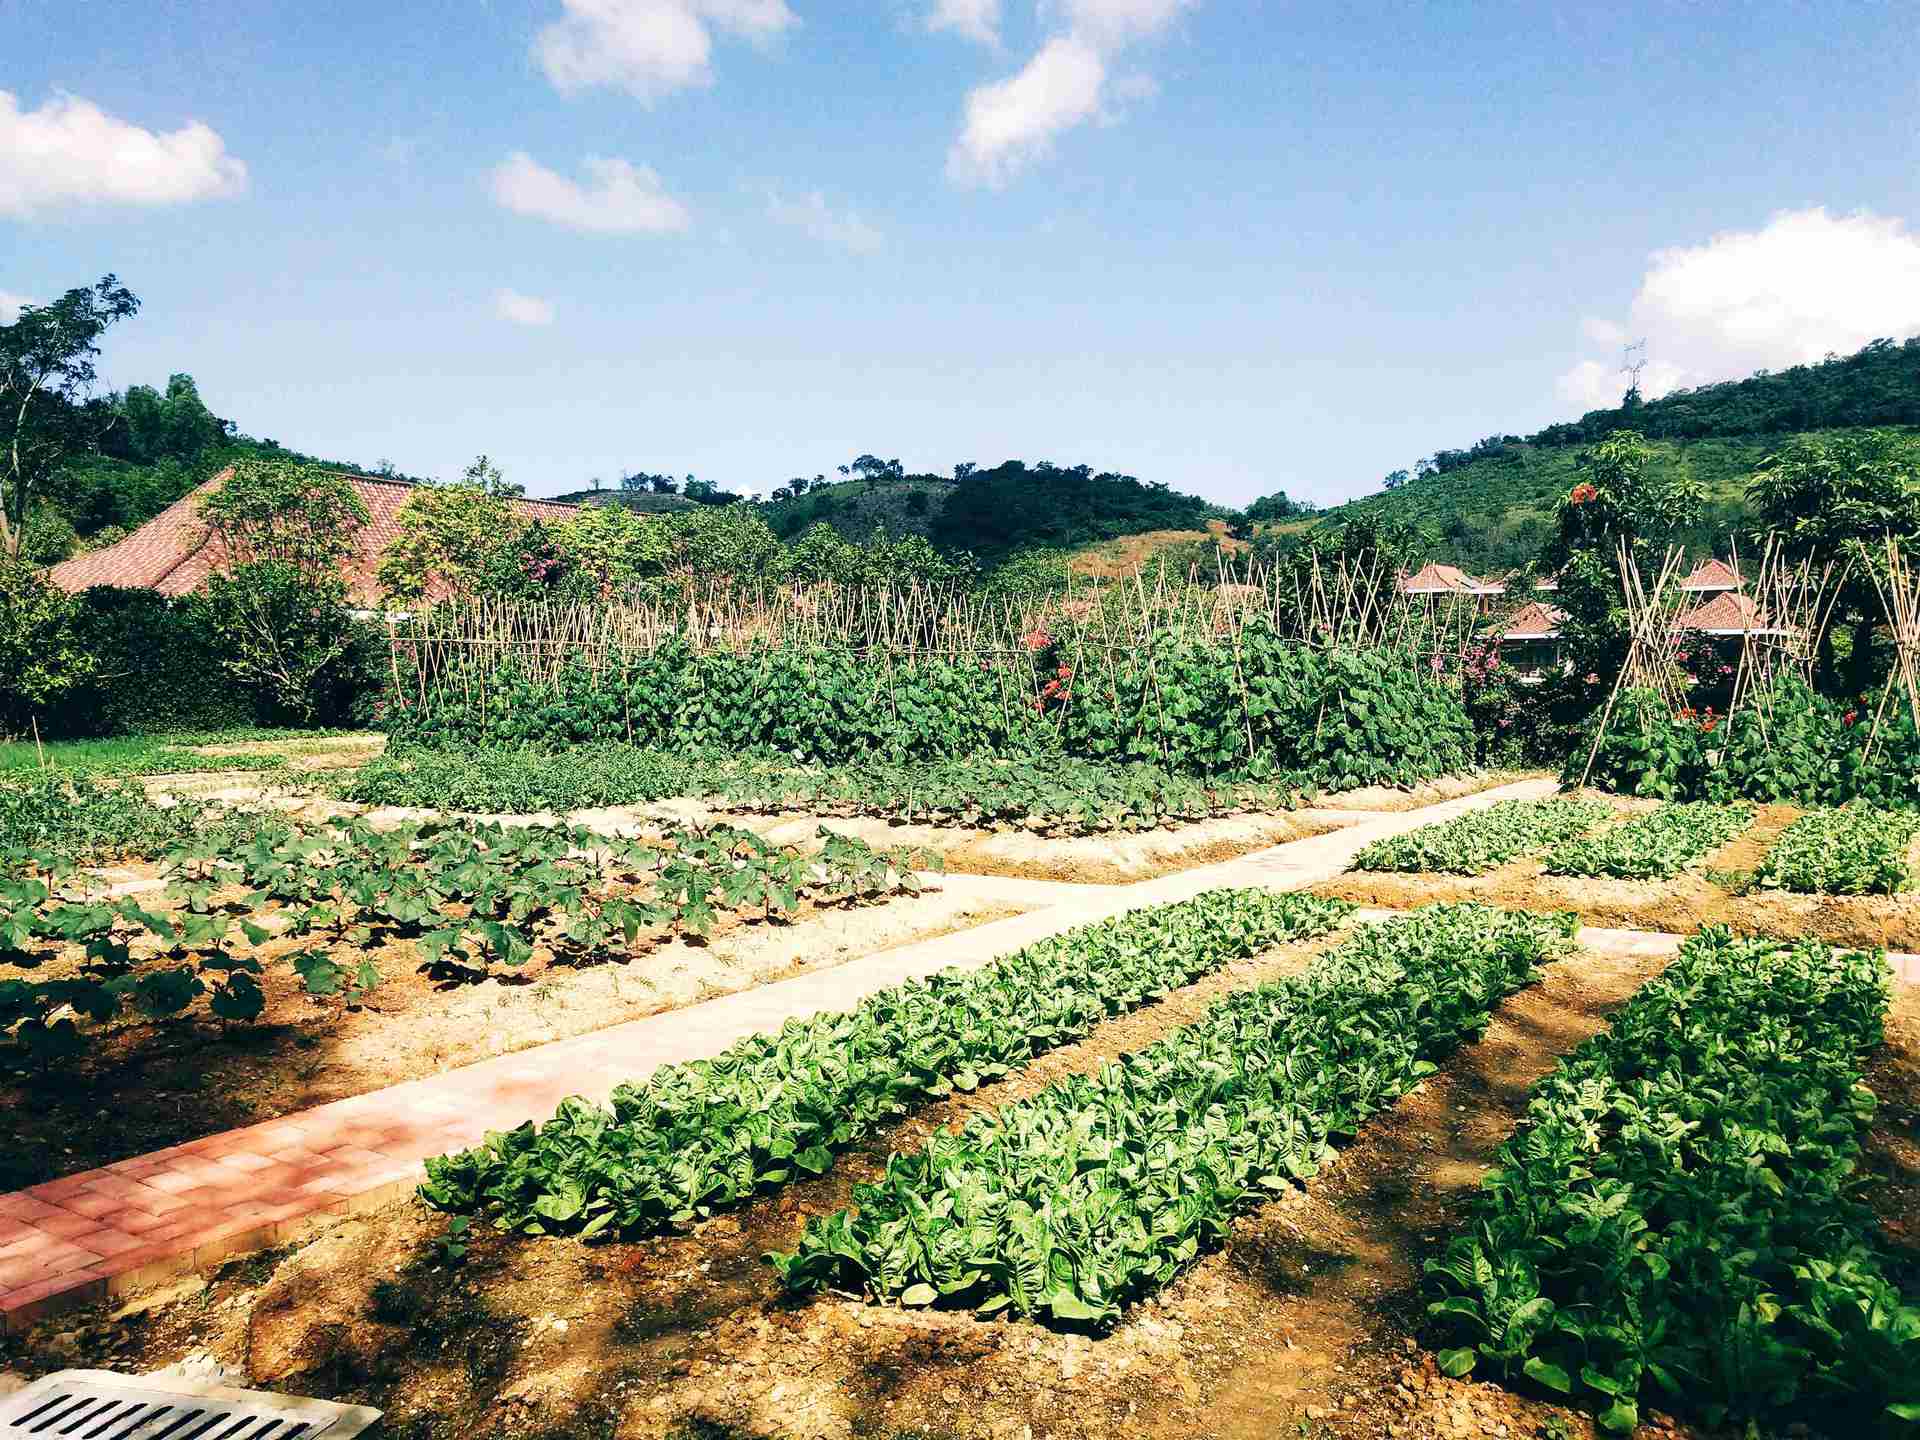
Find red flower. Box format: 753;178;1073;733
1569;483;1599;505
1844;710;1859;726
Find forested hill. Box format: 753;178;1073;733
1257;335;1920;573
760;460;1223;565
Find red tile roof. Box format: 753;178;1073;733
1498;601;1566;640
1676;591;1784;634
47;470;580;606
1401;561;1503;596
1678;556;1743;592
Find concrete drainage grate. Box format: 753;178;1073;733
0;1371;380;1440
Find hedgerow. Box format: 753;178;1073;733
418;889;1355;1236
1754;806;1920;895
771;903;1576;1322
1541;801;1751;880
1425;927;1915;1433
1350;797;1609;875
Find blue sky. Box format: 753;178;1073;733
5;0;1919;506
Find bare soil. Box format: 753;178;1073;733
1310;771;1541;813
18;936;1907;1440
0;883;1021;1191
1317;801;1920;950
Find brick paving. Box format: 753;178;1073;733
7;775;1913;1331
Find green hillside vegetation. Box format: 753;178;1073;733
761;473;955;543
1261;335;1920;573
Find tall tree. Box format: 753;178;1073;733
0;276;140;558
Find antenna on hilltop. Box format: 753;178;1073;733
1621;339;1649;404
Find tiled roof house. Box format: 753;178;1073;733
47;470;580;607
1400;561;1505;597
1677;556;1743;593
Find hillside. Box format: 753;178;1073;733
760;475;954;542
760;461;1223;567
1260;336;1920;572
549;488;698;513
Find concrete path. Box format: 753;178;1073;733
2;775;1901;1332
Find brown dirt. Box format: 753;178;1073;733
30;936;1910;1440
1317;801;1920;950
0;884;1021;1191
1067;522;1245;579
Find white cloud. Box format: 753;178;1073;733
495;289;556;326
948;36;1106;184
0;291;30;325
1558;208;1920;410
928;0;1000;46
1061;0;1194;49
766;188;884;254
490;151;691;234
945;0;1192;185
0;91;246;219
534;0;796;103
1580;315;1627;347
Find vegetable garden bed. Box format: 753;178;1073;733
1320;799;1920;950
0;816;958;1190
1349;797;1609;875
1427;926;1918;1433
1755;805;1920;895
20;897;1904;1440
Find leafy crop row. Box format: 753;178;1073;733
338;745;1312;836
390;632;1475;789
713;757;1310;835
1426;927;1915;1433
1540;801;1751;880
418;889;1354;1236
770;903;1576;1322
1754;806;1920;895
1350;798;1609;875
0;818;929;1063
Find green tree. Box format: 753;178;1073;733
0;276;140;558
199;458;370;575
1550;430;1703;562
1747;428;1920;693
0;555;95;728
377;456;522;601
195;561;357;723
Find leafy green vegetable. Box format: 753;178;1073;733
1351;798;1609;875
1754;806;1920;895
1541;801;1751;879
770;903;1576;1322
1426;927;1918;1433
418;889;1354;1236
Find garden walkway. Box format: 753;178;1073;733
2;775;1910;1331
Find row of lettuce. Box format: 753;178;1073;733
419;893;1918;1432
1352;795;1920;895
